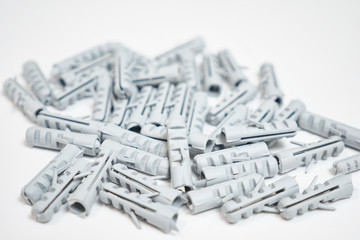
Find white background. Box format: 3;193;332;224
0;0;360;239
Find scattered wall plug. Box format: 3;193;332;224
100;123;168;157
145;82;174;127
36;111;104;134
187;174;263;214
21;144;83;205
186;92;214;153
57;54;113;87
202;54;225;96
275;99;306;122
92;69;112;122
112;52;138;99
259;63;284;105
154;37;205;67
193;142;270;174
195;156;279;188
167;117;194;191
219;119;298;147
132;64;181;86
31;158;91;223
167;82;194;121
179;51;201;90
109;164;184;206
100;182;179;233
221;176;299;223
274;136;345;173
208;104;249;145
26;127;100;156
68;144;118;216
217;49;248;87
22;61;53;104
248;99;278;124
298;111;360;151
102;139;169;177
51;73;98;110
3;77;45;123
124;85;155;132
108;98;129;126
51;43;115;79
333;154;360;175
277;175;353;220
206;82;257;125
140;124;168;140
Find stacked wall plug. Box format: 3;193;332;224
4;37;360;234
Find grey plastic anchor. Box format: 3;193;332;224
21;144;83;205
109;164;184;206
167;82;194;121
167;117;194;191
217;49;248;87
51;43;115;79
124;85;155;131
92;69;112;122
154;37;205;67
186;92;214;153
26;127;100;156
36;111;105;134
195;156;279;188
259;63;284;105
22;61;53;104
219;119;298;147
221;176;299;223
277;175;353;220
51;73;98;110
140;124;168;140
202;54;225;96
298;111;360;151
248;99;278;124
100;123;168;157
132;64;181;86
275;99;306;122
103;139;170;177
100;182;179;233
31;158;91;223
4;77;45;123
145;82;174;127
108;98;129;126
179;51;201;90
274;136;345;173
58;54;113;87
208;104;249;145
193;142;270;174
187;174;263;214
206;82;257;125
68;144;118;216
333;154;360;175
112;52;138;99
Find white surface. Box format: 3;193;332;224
1;0;360;239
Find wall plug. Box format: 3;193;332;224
219;119;298;147
221;176;299;223
186;174;264;214
274;136;345;173
193;142;270;174
277;175;353;220
99;182;179;233
194;156;279;188
109;164;185;207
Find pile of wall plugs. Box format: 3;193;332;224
3;37;360;233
